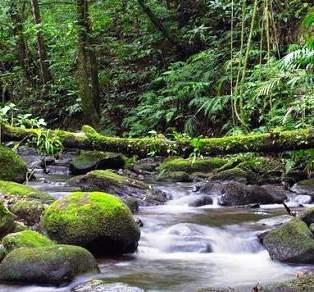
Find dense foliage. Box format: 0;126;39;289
0;0;313;137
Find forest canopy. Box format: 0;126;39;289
0;0;313;138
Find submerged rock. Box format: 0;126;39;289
0;145;27;183
72;280;144;292
67;169;167;205
2;230;54;253
0;245;99;285
263;218;314;263
188;195;213;207
42;192;140;255
70;150;126;175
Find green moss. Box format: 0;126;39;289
160;157;227;173
0;245;6;262
157;171;193;182
42;192;140;254
263;218;314;263
0;202;15;239
0;181;54;203
0;145;27;183
212;167;249;182
0;244;99;285
2;230;55;253
269;274;314;292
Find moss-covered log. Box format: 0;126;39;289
1;123;314;157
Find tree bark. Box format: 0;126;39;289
31;0;52;85
1;124;314;158
76;0;100;125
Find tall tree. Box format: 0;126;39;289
9;0;32;84
30;0;52;85
76;0;100;126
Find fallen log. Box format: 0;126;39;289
1;123;314;157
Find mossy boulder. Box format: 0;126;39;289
263;218;314;263
0;202;16;239
69;150;126;175
9;200;45;225
42;192;140;255
0;145;27;183
0;180;54;204
159;157;227;174
0;245;99;285
2;230;54;253
211;167;249;183
67;170;167;205
157;171;193;182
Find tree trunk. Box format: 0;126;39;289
76;0;100;125
9;0;32;84
2;124;314;158
30;0;52;85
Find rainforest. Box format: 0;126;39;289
0;0;314;291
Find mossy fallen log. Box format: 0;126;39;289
1;123;314;157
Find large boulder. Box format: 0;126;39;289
218;182;283;206
263;218;314;263
0;145;27;183
67;170;167;205
0;245;99;285
211;167;249;184
42;192;140;255
0;202;15;239
69;150;126;175
2;230;54;253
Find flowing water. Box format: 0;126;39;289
0;172;313;292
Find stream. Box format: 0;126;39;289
0;164;313;292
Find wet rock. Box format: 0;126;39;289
263;218;314;263
188;195;213;207
132;157;162;173
2;230;54;253
0;202;16;240
0;145;27;183
0;245;99;285
219;182;283;206
70;150;126;175
68;169;167;205
42;192;140;255
300;207;314;225
199;182;224;195
122;197;139;214
72;280;144;292
291;179;314;196
135;218;144;228
0;245;6;262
